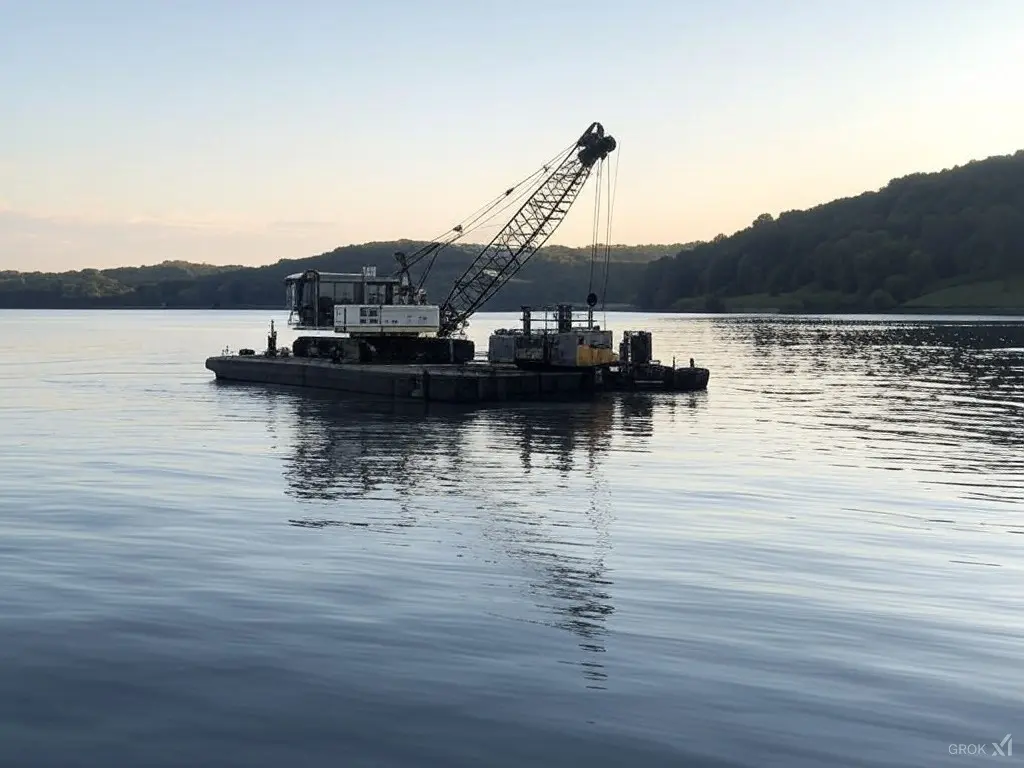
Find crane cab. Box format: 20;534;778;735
286;266;440;336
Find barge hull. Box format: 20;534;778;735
205;355;601;404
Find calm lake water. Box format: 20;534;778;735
1;309;1022;767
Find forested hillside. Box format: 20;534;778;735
5;149;1024;313
0;243;678;310
637;149;1024;312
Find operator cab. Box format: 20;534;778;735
286;266;437;335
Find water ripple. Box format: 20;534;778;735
0;310;1022;768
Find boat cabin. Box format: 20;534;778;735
286;266;439;335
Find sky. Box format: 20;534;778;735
2;0;1023;272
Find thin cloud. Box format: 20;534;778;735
0;208;347;271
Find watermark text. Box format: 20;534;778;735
949;735;1013;757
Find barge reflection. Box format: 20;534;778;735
274;392;659;688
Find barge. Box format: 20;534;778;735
204;121;710;403
206;356;709;404
206;309;709;404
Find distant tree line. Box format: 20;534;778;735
4;149;1024;312
636;149;1024;312
0;243;665;310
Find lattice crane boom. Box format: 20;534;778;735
434;122;616;337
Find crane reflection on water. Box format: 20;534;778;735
274;391;668;689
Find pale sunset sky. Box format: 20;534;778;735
2;0;1022;272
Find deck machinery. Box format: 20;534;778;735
284;265;472;364
256;120;708;391
486;305;709;391
283;122;618;367
488;305;616;369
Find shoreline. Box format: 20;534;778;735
2;305;1023;316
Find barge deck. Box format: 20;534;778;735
205;354;709;404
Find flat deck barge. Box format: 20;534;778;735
205;354;709;404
